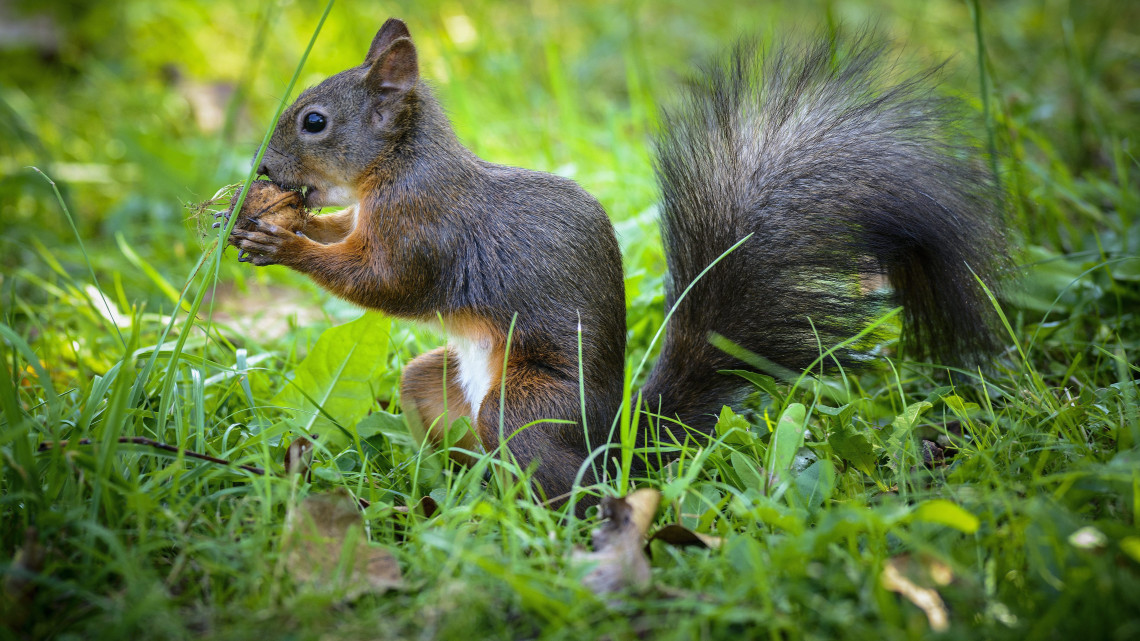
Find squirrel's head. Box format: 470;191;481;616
257;18;420;209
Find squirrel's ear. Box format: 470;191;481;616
366;18;411;65
365;37;419;95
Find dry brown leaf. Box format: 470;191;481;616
284;489;402;599
647;524;724;555
576;488;661;596
284;434;315;480
880;558;949;632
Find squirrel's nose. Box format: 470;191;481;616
257;163;270;178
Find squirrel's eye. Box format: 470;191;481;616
302;112;327;133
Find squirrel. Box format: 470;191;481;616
228;18;1008;508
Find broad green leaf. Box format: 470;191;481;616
910;499;980;534
730;451;764;490
767;403;806;479
830;423;877;476
815;403;855;426
715;405;753;445
1111;258;1140;281
942;395;980;414
884;401;933;465
790;459;836;509
272;312;392;448
445;416;473;449
354;410;410;443
892;401;933;433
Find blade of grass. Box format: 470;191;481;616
151;0;336;438
0;323;59;427
116;232;188;311
30;167;127;348
605;233;754;451
967;0;1000;188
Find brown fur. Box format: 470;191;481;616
400;346;479;464
302;207;357;244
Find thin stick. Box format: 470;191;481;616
38;437;266;476
36;436;376;509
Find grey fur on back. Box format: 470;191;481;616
644;31;1009;430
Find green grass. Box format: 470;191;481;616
2;0;1139;639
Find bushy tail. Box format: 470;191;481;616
642;32;1009;432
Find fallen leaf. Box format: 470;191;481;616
920;439;946;467
647;524;723;555
576;489;660;596
881;558;949;632
284;434;315;480
284;489;402;599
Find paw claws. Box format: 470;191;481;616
252;218;279;234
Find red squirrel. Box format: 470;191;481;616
228;18;1008;507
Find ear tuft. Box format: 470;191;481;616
366;37;419;94
366;18;411;65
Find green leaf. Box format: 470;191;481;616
1121;537;1140;564
892;401;933;433
884;401;933;464
272;312;392;448
730;451;764;490
942;395;980;414
354;410;408;442
830;423;877;476
720;369;784;404
729;494;806;535
715;405;753;445
790;459;836;510
815;403;855;425
445;416;473;449
910;499;980;534
767;403;806;479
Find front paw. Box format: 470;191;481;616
211;208;232;231
231;218;308;267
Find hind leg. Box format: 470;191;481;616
475;365;597;507
400;347;481;464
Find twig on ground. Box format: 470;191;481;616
37;437;267;475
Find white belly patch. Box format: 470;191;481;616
449;333;495;421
